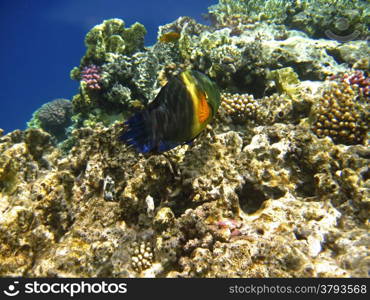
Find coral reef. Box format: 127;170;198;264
0;114;368;277
69;19;148;126
207;0;370;40
220;85;312;127
178;20;348;96
66;12;368;130
207;0;294;26
77;18;146;66
3;0;370;279
69;18;186;128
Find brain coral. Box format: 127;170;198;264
28;99;72;140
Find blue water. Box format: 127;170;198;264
0;0;216;134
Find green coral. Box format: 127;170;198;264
267;67;300;100
81;18;146;66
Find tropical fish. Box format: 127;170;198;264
159;31;181;43
120;70;220;153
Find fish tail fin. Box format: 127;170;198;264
120;112;154;153
120;111;182;153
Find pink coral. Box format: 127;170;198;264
81;65;102;90
216;218;242;237
330;70;370;100
344;70;370;99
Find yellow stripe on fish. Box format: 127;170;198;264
180;71;212;136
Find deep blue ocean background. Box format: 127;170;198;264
0;0;216;134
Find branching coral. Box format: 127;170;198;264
207;0;292;27
310;82;368;145
220;92;298;125
221;92;257;123
81;64;102;90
